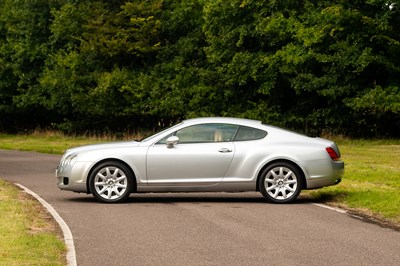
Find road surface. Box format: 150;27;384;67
1;149;399;265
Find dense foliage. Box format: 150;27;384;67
0;0;399;137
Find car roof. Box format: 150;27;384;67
182;117;263;127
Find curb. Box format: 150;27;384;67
15;183;77;266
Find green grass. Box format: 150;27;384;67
0;132;108;154
0;179;66;266
303;139;400;225
0;131;145;154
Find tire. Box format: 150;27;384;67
258;162;303;203
89;161;133;203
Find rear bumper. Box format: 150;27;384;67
306;160;344;189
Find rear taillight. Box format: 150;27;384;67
326;147;340;161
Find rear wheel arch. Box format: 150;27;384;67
256;159;306;192
86;159;137;194
257;160;306;203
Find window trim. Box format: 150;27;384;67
155;123;268;144
156;123;240;144
232;126;268;142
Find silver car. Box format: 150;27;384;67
56;117;344;203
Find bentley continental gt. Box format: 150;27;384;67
56;117;344;203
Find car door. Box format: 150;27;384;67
146;123;238;187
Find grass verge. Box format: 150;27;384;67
302;139;400;227
0;131;133;154
0;179;66;266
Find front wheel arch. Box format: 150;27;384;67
86;159;137;194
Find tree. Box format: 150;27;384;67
0;0;398;136
39;0;163;132
0;0;53;130
202;0;400;136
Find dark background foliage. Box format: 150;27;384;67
0;0;399;137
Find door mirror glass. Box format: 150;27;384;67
166;136;179;148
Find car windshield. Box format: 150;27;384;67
140;122;183;143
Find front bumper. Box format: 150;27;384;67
55;162;91;193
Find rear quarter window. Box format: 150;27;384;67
234;126;267;141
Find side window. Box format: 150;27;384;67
157;123;239;144
176;124;214;143
234;126;267;141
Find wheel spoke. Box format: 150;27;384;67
284;171;293;180
107;187;113;199
115;183;127;189
279;167;284;178
284;185;295;192
113;187;122;197
95;181;107;186
112;169;119;178
281;189;287;199
285;179;297;185
96;173;106;181
272;188;280;198
270;170;279;179
98;186;108;195
266;184;277;192
105;167;112;178
115;176;126;183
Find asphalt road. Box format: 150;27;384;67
1;149;400;266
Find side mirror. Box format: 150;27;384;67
166;136;179;148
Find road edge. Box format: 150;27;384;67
15;183;77;266
312;202;400;231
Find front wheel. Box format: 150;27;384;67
259;162;303;203
89;161;133;203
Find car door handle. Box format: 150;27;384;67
218;148;232;153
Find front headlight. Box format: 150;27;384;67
62;154;78;166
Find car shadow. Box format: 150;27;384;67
66;192;317;205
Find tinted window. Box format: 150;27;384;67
234;126;267;141
157;123;239;144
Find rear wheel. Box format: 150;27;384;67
89;161;133;203
259;162;303;203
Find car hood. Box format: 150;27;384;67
64;141;140;156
